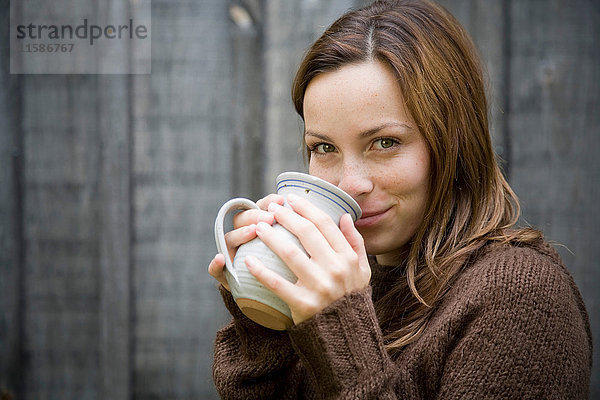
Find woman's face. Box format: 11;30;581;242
303;61;430;265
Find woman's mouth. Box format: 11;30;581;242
354;207;392;229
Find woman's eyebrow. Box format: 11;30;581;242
358;122;413;138
304;130;332;141
304;122;413;140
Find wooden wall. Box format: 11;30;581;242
1;0;598;399
441;3;599;397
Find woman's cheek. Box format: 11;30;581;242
309;160;339;186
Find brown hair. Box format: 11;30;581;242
291;0;541;354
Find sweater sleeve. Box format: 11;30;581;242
287;287;418;399
212;285;304;400
435;247;592;399
213;244;592;399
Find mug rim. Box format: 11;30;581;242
276;172;362;221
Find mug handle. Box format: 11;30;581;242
214;198;261;285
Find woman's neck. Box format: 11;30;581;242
375;246;409;267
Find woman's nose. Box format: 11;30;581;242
337;162;374;198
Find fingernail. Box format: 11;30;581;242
246;224;256;233
267;202;282;212
256;221;270;233
245;255;257;270
258;210;273;223
287;193;299;204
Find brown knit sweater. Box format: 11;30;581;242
212;241;592;399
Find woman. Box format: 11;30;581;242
208;0;592;398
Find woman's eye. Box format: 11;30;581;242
373;138;398;150
312;143;336;154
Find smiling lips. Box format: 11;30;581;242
354;206;392;229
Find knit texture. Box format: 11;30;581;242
212;241;592;399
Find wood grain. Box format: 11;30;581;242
506;1;600;395
1;0;598;398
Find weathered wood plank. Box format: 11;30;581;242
97;77;131;400
21;74;102;400
0;0;23;398
131;0;234;398
96;50;132;400
507;1;600;396
229;0;265;200
12;0;137;397
96;2;135;398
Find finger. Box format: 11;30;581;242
254;221;315;283
244;254;299;307
265;202;331;261
340;214;368;259
224;225;258;261
287;194;353;252
270;196;351;254
339;213;371;275
224;224;257;249
208;254;230;291
232;208;274;229
231;194;283;229
256;194;285;210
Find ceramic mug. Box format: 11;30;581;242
214;172;362;330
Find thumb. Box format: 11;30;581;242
339;213;369;268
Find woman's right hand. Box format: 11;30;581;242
208;194;285;291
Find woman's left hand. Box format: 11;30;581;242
244;193;371;325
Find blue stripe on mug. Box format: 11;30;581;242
277;179;360;221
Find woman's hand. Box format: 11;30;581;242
208;194;285;291
244;193;371;325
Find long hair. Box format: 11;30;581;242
291;0;541;354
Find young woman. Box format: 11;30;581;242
208;0;592;398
